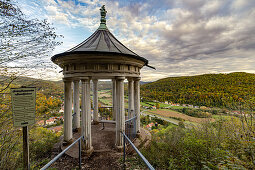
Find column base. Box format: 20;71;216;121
73;128;81;133
92;120;100;125
83;146;94;156
136;131;141;138
115;145;124;152
63;138;74;146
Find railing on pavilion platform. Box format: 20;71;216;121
40;136;84;170
122;116;155;170
125;116;137;141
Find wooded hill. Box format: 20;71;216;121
0;75;64;97
141;72;255;109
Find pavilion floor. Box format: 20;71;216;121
48;123;151;169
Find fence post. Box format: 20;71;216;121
123;133;126;169
79;139;81;169
134;117;136;137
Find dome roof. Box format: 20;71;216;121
51;5;153;68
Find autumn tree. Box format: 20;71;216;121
0;0;62;168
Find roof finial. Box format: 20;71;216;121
99;5;107;30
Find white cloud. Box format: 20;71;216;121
15;0;255;81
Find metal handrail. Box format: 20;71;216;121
40;136;84;170
122;132;155;170
125;116;137;123
98;106;113;108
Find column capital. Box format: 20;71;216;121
92;78;98;83
115;76;125;80
72;78;80;82
127;77;134;82
80;77;90;82
133;77;141;81
63;78;72;82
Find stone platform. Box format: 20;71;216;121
53;123;151;169
62;123;116;158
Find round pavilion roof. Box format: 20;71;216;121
51;5;151;67
51;5;153;68
51;29;148;65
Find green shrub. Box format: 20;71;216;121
142;118;254;169
178;121;185;128
29;127;61;159
212;109;218;114
140;115;150;125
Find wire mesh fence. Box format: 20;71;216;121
125;116;137;142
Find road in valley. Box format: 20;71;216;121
141;110;179;125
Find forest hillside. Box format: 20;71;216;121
141;72;255;109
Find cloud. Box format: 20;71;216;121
17;0;255;81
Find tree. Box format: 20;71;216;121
156;102;160;109
0;0;62;91
0;1;62;168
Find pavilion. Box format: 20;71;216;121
51;5;152;154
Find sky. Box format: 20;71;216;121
17;0;255;82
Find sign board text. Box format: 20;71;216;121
11;87;36;127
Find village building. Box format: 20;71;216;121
49;126;63;133
45;118;56;125
37;120;44;126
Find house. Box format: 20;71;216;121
146;123;154;131
152;106;156;109
59;108;64;113
232;111;241;115
146;122;154;128
58;116;64;121
188;104;193;108
50;126;63;133
46;118;56;125
37;120;44;126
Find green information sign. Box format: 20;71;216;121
11;87;36;127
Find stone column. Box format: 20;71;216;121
81;78;93;154
92;79;99;124
73;79;80;131
63;78;73;143
115;76;125;150
134;77;141;134
128;78;134;118
112;78;116;121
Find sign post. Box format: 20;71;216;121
11;87;36;170
23;126;29;170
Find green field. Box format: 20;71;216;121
98;90;129;108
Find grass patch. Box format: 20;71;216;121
212;115;234;120
99;98;112;106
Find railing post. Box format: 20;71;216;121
123;133;126;170
134;117;136;138
79;139;81;169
